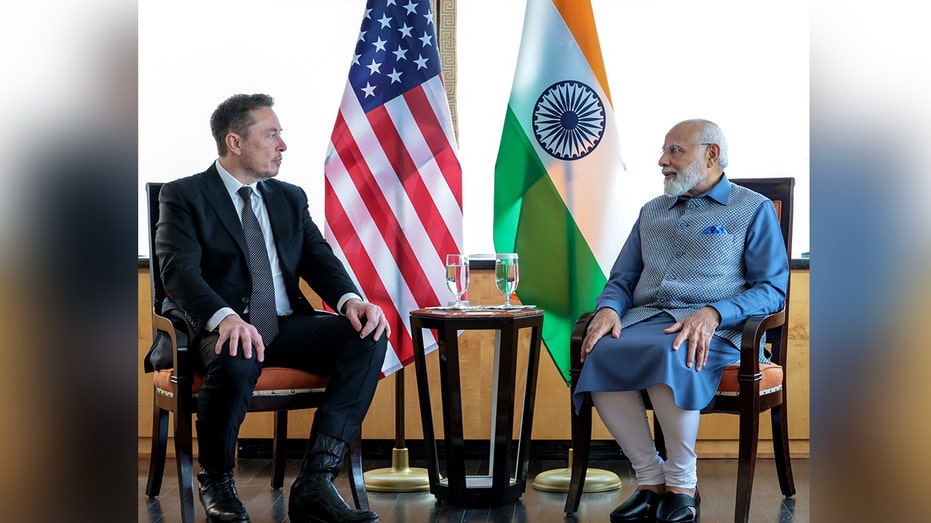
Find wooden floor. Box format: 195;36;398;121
139;454;808;523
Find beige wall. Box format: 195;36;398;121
138;268;809;458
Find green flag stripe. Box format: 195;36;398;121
494;107;607;384
494;107;541;252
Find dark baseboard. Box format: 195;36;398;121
238;438;626;463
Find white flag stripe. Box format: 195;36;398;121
326;213;439;367
508;0;624;273
382;95;463;250
542;108;626;273
325;129;446;326
325;0;462;376
326;152;431;375
325;153;407;311
421;76;463;165
337;92;451;304
323;219;403;375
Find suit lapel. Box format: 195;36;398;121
258;180;290;252
200;165;249;257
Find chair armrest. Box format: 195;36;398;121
151;306;198;380
569;312;596;385
738;309;786;378
152;312;178;348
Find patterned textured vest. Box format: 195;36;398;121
621;183;768;348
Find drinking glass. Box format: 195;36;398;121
494;253;519;308
445;254;470;308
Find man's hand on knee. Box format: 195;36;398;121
216;313;266;362
664;307;721;371
343;298;390;341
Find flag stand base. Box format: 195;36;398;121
531;449;622;493
363;447;431;492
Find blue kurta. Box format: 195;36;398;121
573;175;789;411
574;313;739;410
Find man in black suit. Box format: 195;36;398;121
153;93;389;523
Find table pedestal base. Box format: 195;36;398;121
363;448;431;492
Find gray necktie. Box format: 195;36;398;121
237;186;278;344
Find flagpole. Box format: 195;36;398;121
362;366;431;492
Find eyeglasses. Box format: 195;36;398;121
660;143;712;158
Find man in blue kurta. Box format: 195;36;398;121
573;119;788;523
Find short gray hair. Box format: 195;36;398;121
679;118;729;169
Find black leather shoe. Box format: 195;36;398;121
610;489;663;523
656;488;700;523
197;470;250;522
289;478;378;523
288;433;378;523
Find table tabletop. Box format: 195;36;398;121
410;306;542;319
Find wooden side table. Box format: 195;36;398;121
409;308;544;506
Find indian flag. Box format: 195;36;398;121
493;0;625;384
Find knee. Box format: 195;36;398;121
206;351;262;387
352;331;389;364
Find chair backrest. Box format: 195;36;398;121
146;182;166;318
729;177;794;264
729;177;795;367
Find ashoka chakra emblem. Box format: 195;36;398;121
532;80;606;160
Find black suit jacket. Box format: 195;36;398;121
145;164;359;371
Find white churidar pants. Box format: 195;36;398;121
591;384;700;488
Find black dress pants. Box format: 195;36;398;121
195;311;388;474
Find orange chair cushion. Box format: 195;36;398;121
717;363;783;395
153;367;329;395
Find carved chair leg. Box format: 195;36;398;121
174;410;196;523
734;409;761;523
771;403;796;497
565;394;592;515
272;411;287;489
348;432;369;511
146;399;169;497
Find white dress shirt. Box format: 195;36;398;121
205;160;359;332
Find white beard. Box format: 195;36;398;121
663;155;706;197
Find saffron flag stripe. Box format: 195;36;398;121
494;0;623;384
553;1;612;102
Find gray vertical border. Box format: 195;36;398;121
433;0;458;141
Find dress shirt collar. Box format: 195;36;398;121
215;159;264;202
666;172;731;210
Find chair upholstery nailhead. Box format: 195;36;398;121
716;363;783;396
153;367;328;397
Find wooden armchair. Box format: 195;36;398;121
565;178;796;523
142;182;368;523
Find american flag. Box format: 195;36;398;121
324;0;463;376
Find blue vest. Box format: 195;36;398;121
621;183;768;348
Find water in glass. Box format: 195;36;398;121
495;253;519;307
445;254;469;308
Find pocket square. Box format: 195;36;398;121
703;224;727;234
